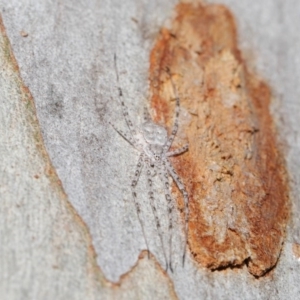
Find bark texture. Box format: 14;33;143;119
1;0;300;299
0;17;177;300
149;2;289;277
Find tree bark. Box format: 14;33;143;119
1;0;299;299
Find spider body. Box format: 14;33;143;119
142;122;167;164
142;122;168;146
111;55;189;272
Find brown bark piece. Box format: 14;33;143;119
149;2;289;277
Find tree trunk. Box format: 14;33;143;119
1;0;299;299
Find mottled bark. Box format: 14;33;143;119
1;0;300;299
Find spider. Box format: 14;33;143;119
110;54;189;272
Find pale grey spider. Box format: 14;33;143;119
110;54;189;272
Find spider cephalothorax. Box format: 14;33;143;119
111;54;189;272
142;122;168;162
142;122;168;146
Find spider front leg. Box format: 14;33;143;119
145;162;169;271
165;159;189;266
167;144;189;157
114;54;138;138
131;153;150;257
109;121;137;149
163;70;180;153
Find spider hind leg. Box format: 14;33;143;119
165;158;189;267
145;164;169;271
131;154;150;258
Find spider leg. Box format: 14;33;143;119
109;121;137;148
158;163;175;273
113;54;138;139
167;144;189;157
145;163;169;271
165;159;189;267
131;154;150;258
163;70;180;153
143;105;152;123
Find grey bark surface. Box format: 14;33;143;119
0;0;299;299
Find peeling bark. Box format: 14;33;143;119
149;2;289;276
